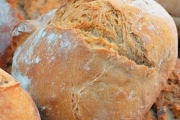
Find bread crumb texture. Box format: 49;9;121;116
11;0;177;120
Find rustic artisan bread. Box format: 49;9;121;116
154;59;180;120
16;0;64;19
0;0;20;72
155;0;180;38
11;8;57;51
11;0;178;119
143;59;180;120
0;68;41;120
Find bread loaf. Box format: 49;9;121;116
0;0;20;72
155;0;180;38
11;9;57;51
16;0;64;19
143;59;180;120
154;59;180;120
0;68;41;120
11;0;178;119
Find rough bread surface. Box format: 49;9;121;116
155;59;180;120
143;59;180;120
11;0;178;119
17;0;64;19
0;68;41;120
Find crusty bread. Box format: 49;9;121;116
0;68;41;120
143;59;180;120
16;0;64;19
155;0;180;38
11;0;178;119
154;59;180;120
11;8;57;52
0;0;20;72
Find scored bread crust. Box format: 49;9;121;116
0;68;41;120
11;0;178;119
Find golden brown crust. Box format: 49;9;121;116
155;0;180;38
11;9;57;52
154;59;180;120
17;0;64;19
0;68;41;120
144;59;180;120
11;0;178;119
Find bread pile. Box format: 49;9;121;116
155;0;180;38
10;0;178;119
0;0;179;119
0;68;40;120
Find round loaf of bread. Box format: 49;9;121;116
0;68;41;120
11;0;178;119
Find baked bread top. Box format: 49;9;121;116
11;0;178;119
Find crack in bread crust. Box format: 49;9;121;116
50;0;157;68
11;0;177;120
71;79;80;120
